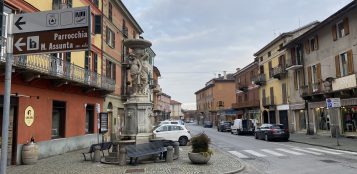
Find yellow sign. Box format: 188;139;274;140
24;106;35;126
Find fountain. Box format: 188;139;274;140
122;38;153;144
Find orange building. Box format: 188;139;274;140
195;72;236;126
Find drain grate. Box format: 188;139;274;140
125;168;145;173
320;159;339;163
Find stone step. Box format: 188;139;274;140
108;152;118;157
105;156;119;163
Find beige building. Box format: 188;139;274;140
285;1;357;137
170;100;183;120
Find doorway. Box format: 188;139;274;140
279;110;289;129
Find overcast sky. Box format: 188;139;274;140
122;0;352;110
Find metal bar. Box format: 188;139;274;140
1;13;13;174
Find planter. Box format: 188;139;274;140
188;152;211;164
21;142;39;165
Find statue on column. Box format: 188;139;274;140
129;49;150;95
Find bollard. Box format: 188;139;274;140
166;146;173;163
119;147;126;166
93;145;101;162
173;142;180;159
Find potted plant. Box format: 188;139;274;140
188;133;213;164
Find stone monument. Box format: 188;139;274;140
123;38;153;144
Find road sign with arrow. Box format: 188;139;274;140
12;6;90;55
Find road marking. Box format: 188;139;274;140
306;148;342;155
244;150;267;157
292;148;323;155
228;151;249;158
276;148;304;155
261;149;285;156
321;148;357;155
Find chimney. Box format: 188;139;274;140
223;71;227;79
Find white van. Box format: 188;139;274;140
231;119;256;135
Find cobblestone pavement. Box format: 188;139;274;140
290;133;357;152
8;145;244;174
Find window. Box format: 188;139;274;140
268;51;271;57
52;0;72;10
52;101;66;139
337;21;345;38
311;65;318;91
92;0;99;7
108;2;113;22
310;37;317;51
218;101;224;107
279;43;283;49
106;27;115;48
106;59;116;81
268;61;272;78
340;52;348;77
294;70;304;90
260;57;263;62
93;52;98;73
85;105;94;134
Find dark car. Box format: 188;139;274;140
203;121;213;128
255;124;289;141
217;121;232;132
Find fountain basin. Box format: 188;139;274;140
124;39;152;49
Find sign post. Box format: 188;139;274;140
326;98;341;146
1;7;90;173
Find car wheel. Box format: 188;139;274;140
265;134;270;141
237;130;241;135
179;136;188;146
255;133;258;139
231;131;233;134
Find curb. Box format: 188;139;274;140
289;139;357;153
210;145;246;174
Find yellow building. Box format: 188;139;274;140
253;24;317;128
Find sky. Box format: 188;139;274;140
121;0;352;110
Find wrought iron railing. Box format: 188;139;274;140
252;73;266;85
272;64;287;78
0;54;115;91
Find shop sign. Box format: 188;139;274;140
332;74;357;91
99;112;108;133
326;98;341;109
24;106;35;126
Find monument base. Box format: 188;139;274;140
136;133;153;144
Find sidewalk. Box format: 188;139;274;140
290;133;357;152
7;145;244;174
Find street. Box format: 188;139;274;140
187;124;357;174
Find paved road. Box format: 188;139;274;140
186;124;357;174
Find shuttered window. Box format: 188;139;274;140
336;49;354;77
268;61;272;78
347;49;354;75
304;40;310;54
332;17;350;41
307;66;312;93
282;83;287;104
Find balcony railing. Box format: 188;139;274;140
272;64;287;79
299;85;310;97
1;54;115;91
232;99;260;109
252;73;266;86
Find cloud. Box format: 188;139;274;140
122;0;352;108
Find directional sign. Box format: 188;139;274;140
13;6;89;34
12;7;90;55
326;98;341;109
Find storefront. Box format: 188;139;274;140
340;106;357;136
313;107;331;134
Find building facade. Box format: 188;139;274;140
156;92;171;121
195;73;235;126
232;60;260;122
253;23;317;130
170;100;182;120
285;1;357;137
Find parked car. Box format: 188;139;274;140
231;119;256;135
203;121;213;128
255;124;289;141
152;124;192;146
159;120;185;126
217;121;232;132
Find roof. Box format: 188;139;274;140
253;21;320;56
284;0;356;48
195;74;235;94
170;100;182;105
158;92;171;98
117;0;144;34
233;60;258;77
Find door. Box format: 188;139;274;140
269;111;276;124
279;110;289;129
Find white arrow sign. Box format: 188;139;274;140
15;38;26;51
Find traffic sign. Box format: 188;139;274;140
12;6;90;55
326;98;341;109
12;6;89;34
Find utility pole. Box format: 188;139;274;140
1;9;13;174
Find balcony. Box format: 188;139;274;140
252;74;266;86
286;58;303;71
232;99;260;109
272;64;287;79
1;54;115;92
238;85;248;93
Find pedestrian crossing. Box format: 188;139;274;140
228;147;356;159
